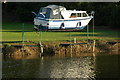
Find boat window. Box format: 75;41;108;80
70;13;83;18
70;13;76;18
83;13;87;17
77;13;81;17
38;8;47;18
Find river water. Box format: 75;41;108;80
2;53;120;79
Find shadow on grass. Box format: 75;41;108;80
0;41;22;43
2;31;34;32
68;34;98;37
64;32;119;40
2;22;34;31
47;29;83;32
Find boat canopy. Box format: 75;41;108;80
38;5;65;19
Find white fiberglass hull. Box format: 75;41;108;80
34;16;93;30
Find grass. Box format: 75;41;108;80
1;22;120;42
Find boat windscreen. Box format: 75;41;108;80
38;8;53;19
39;8;63;19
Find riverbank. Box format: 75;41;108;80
2;40;120;59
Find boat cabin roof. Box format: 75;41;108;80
38;5;88;19
44;5;65;11
38;5;65;19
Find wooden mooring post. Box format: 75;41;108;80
74;38;76;43
22;23;24;55
39;30;44;56
93;40;96;57
93;40;96;52
40;42;43;56
69;31;73;57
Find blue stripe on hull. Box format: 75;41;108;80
52;18;91;22
36;18;91;22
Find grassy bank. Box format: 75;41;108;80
1;22;120;42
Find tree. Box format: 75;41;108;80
2;2;120;29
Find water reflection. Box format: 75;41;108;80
48;57;95;78
2;53;120;79
3;55;96;78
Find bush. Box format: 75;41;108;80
3;43;11;48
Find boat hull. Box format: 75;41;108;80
34;17;92;31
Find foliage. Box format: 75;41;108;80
2;2;120;28
3;43;11;48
